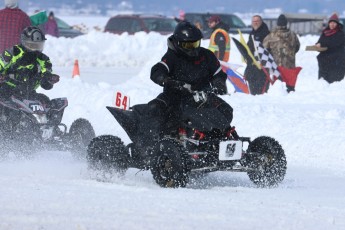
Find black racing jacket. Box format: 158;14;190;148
150;36;227;97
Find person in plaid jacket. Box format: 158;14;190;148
0;0;31;53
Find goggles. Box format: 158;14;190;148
23;41;45;52
180;40;201;49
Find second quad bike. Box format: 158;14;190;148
87;87;287;188
0;93;95;159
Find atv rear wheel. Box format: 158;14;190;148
87;135;129;176
151;138;190;188
246;136;287;187
69;118;95;159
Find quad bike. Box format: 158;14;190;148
0;92;95;159
87;86;287;188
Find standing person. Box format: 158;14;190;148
194;20;202;30
207;15;230;62
315;13;345;83
263;14;300;92
149;21;234;135
0;0;31;52
0;26;59;102
174;9;185;23
44;11;59;37
244;15;270;95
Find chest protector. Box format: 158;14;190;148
2;46;47;91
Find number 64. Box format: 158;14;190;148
114;92;129;110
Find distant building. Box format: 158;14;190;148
263;13;327;35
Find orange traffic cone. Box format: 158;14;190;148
72;59;80;78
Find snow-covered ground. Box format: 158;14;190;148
1;16;345;230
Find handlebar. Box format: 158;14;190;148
167;79;229;103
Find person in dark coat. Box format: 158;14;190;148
316;13;345;83
149;21;234;134
0;0;31;52
44;11;59;37
174;9;185;23
244;15;270;95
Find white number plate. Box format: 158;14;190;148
114;91;130;110
219;140;242;161
42;127;54;140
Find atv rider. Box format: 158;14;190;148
149;21;234;134
0;26;59;104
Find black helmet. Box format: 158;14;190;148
21;26;46;52
172;21;203;57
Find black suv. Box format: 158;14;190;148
184;13;251;38
105;14;178;35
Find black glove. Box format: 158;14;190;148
212;78;227;95
163;79;185;90
165;79;192;93
47;74;60;84
212;86;227;95
40;74;60;90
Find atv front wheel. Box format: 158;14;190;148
246;136;287;187
69;118;95;159
151;138;190;188
87;135;129;176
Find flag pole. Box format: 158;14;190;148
237;29;261;70
251;35;273;85
251;35;261;63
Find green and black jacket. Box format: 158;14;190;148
0;44;53;95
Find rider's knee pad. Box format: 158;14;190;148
148;99;167;116
218;103;233;124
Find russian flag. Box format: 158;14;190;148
221;64;249;94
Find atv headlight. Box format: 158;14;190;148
33;114;48;124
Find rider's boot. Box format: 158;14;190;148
226;126;240;140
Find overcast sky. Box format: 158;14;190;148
21;0;345;17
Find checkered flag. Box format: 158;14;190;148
254;40;281;83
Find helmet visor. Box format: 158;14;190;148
23;40;45;52
180;40;201;49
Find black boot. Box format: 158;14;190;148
226;126;240;140
286;85;295;93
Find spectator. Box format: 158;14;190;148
44;11;59;37
194;20;202;30
244;15;270;95
315;13;345;83
0;0;31;52
174;9;185;23
207;15;230;62
263;14;300;92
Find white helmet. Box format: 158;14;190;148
21;26;46;52
4;0;18;9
